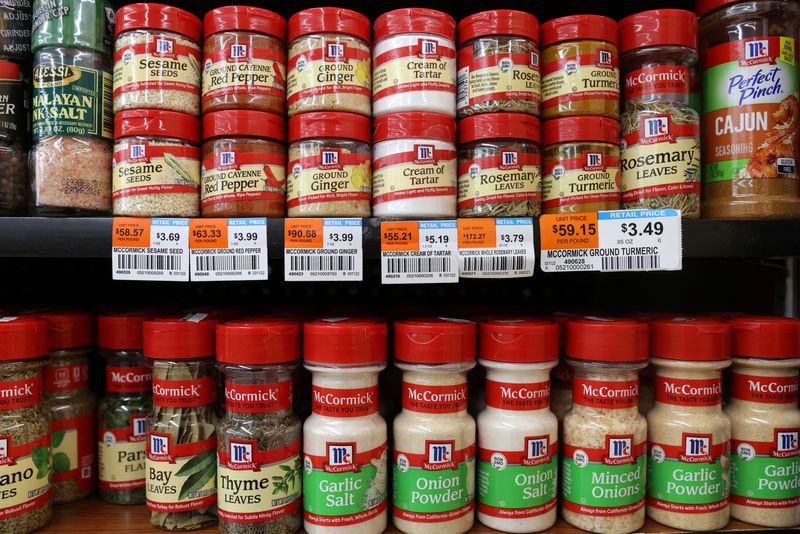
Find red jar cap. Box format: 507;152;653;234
619;10;697;54
203;110;285;142
288;112;371;144
98;313;148;350
696;0;740;17
288;7;371;44
479;318;558;363
303;318;387;365
541;14;617;46
567;317;649;362
457;10;539;45
115;109;201;144
217;318;299;365
36;311;94;350
0;317;49;361
144;315;217;359
375;8;455;42
729;316;800;359
373;112;456;143
458;113;540;144
116;3;202;42
650;318;730;361
542;116;620;146
204;6;286;40
395;318;476;364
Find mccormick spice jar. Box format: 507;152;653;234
202;110;286;217
286;8;371;117
202;6;287;115
114;3;202;116
457;10;541;118
542;116;621;214
113;109;201;217
287;111;371;217
458;112;541;217
373;8;456;118
541;15;620;120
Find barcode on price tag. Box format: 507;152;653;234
458;218;535;278
381;220;458;284
285;218;363;281
112;218;189;281
189;218;268;281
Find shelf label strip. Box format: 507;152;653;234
112;218;190;282
458;218;535;278
189;218;268;281
284;218;363;282
381;220;459;284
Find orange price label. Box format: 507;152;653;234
458;219;497;249
189;219;227;249
285;219;324;249
112;218;150;248
539;213;599;250
381;221;419;252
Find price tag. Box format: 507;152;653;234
458;218;535;278
112;218;189;281
189;218;268;281
381;220;458;284
284;218;363;281
540;209;682;273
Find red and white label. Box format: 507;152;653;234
731;373;799;404
564;439;646;467
478;438;557;468
152;377;216;408
311;385;378;417
44;362;89;393
0;376;41;410
485;380;550;411
0;434;51;519
623;65;690;100
573;378;639;409
225;381;292;413
113;38;201;98
655;376;722;406
113;144;201;199
373;37;457;101
456;151;541;211
106;366;152;393
402;382;467;413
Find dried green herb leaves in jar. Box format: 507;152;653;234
216;319;303;534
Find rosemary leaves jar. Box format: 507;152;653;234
216;318;303;533
144;315;218;531
97;313;152;505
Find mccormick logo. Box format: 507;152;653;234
0;436;12;466
148;433;173;463
641;115;675;144
128;142;149;163
423;440;457;471
217;150;239;171
319;148;342;170
522;436;550;466
597;49;613;68
324;443;359;473
325;42;346;62
680;433;714;463
155;37;176;58
772;429;800;458
414;144;436;165
130;415;147;442
741;39;774;66
603;435;634;465
227;43;248;61
584;152;605;171
418;39;439;59
499;149;521;170
228;440;259;470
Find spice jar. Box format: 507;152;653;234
542;117;621;214
458;113;541;218
113;109;201;217
725;316;800;527
646;318;731;531
457;10;541;118
144;315;218;531
302;318;388;534
476;319;559;533
114;3;202;116
0;58;30;215
619;10;701;217
373;8;456;118
287;111;371;217
216;319;302;534
0;317;52;534
287;8;371;117
562;318;648;534
202;6;286;115
97;313;152;506
393;318;477;534
0;0;31;59
698;0;800;219
373;112;457;218
541;15;620;120
202;110;286;217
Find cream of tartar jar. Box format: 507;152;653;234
373;8;457;117
372;112;457;218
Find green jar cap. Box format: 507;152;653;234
32;0;115;55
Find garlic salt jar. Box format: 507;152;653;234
373;9;457;117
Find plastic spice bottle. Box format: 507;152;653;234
113;109;201;217
287;8;371;117
373;8;457;118
302;318;389;534
216;319;302;534
144;315;218;531
202;6;287;115
725;316;800;527
97;313;152;506
562;318;648;534
619;10;701;217
114;3;202;116
542;117;621;214
646;318;731;531
202;110;286;217
373;112;457;218
457;113;542;218
0;317;52;533
541;15;620;120
393;318;477;534
457;10;541;118
476;319;559;533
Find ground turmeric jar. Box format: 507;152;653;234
541;15;619;120
542;116;621;214
201;110;286;217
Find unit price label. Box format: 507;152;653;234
112;218;189;281
189;218;268;281
381;220;458;284
285;218;363;281
458;218;535;278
